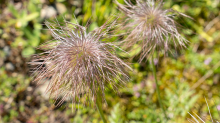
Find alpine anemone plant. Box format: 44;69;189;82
116;0;190;62
29;18;130;121
116;0;191;121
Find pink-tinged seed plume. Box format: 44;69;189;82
116;0;190;62
29;19;131;107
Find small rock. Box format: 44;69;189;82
5;62;15;71
0;39;5;48
36;80;50;99
56;3;67;14
27;87;33;92
15;56;22;64
3;46;10;56
41;6;57;19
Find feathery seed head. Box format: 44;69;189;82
116;0;190;62
30;19;130;106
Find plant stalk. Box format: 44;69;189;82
96;91;107;123
151;58;168;120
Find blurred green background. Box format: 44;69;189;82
0;0;220;122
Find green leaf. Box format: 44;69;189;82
8;4;19;18
22;47;35;57
25;12;39;22
89;22;98;31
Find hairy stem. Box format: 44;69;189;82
151;58;168;120
96;91;107;123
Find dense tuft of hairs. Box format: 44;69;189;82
29;19;130;107
116;0;190;62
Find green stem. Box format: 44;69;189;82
96;91;107;123
151;58;168;120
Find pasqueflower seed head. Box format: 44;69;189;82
116;0;190;62
30;19;130;107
